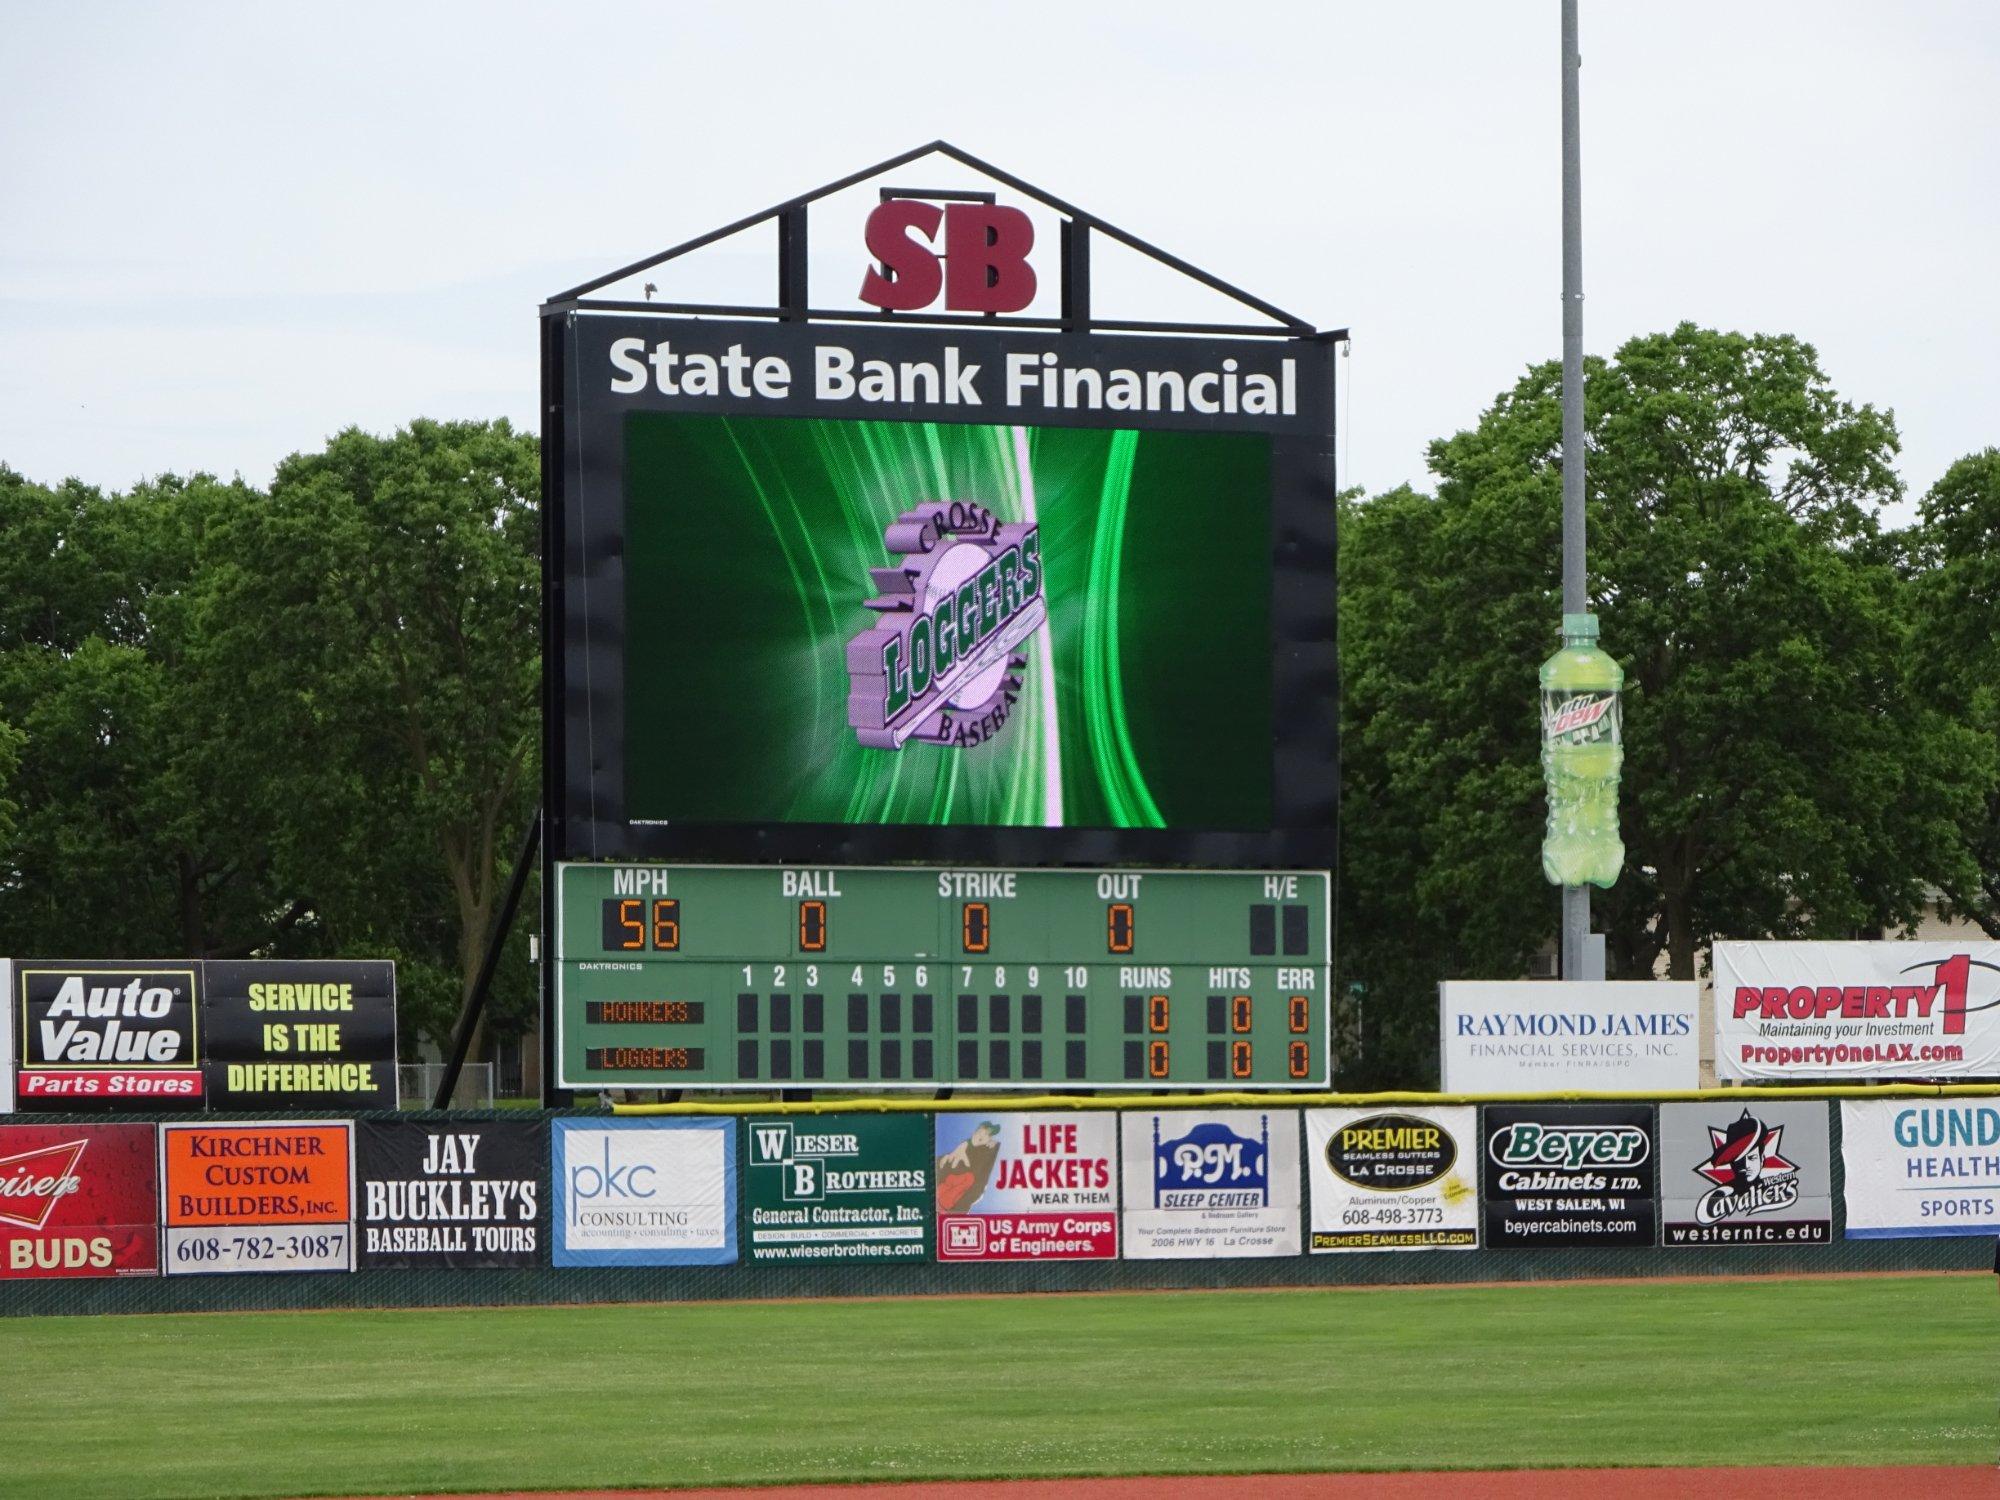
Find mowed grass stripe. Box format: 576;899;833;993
0;1277;1990;1500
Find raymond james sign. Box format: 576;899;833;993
1439;982;1697;1092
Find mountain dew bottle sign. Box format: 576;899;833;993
1540;613;1624;888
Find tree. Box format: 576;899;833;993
0;468;303;956
1906;448;2000;936
192;420;540;1050
1335;325;1987;1086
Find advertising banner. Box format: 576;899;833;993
356;1119;543;1269
1118;1109;1301;1259
1659;1102;1831;1247
160;1121;354;1274
203;960;398;1110
0;1122;159;1278
935;1111;1116;1261
1840;1100;2000;1238
743;1113;931;1263
1438;982;1697;1092
551;1118;736;1266
1716;942;2000;1080
14;960;204;1107
1481;1104;1657;1249
1306;1107;1478;1253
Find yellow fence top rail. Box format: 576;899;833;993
610;1081;2000;1116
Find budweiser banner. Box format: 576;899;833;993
14;961;204;1107
1715;942;2000;1080
0;1122;160;1278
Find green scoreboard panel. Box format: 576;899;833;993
555;864;1329;1091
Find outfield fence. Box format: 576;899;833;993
1;1089;1992;1316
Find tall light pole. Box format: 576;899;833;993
1559;0;1590;980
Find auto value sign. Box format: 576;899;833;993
1716;942;2000;1080
742;1113;931;1263
1840;1100;2000;1238
14;961;204;1105
1658;1102;1831;1247
1480;1104;1657;1248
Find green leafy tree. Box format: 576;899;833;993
1336;325;1987;1086
1906;448;2000;936
0;468;302;956
193;420;540;1050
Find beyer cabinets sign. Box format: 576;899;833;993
15;962;203;1103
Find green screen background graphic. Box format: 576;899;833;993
622;414;1272;829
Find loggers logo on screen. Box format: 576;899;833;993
1153;1116;1269;1209
16;965;202;1101
847;501;1047;751
1690;1111;1797;1225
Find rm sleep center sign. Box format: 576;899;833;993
540;143;1342;1101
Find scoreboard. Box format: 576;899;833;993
555;864;1329;1091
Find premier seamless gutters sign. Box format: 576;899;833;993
1438;982;1698;1092
1716;942;2000;1080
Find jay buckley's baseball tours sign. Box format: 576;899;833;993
1715;942;2000;1080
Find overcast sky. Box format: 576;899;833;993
3;1;1994;519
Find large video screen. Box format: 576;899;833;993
551;315;1334;868
622;413;1272;830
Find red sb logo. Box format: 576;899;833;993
858;200;1036;314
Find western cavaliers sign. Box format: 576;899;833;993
847;500;1046;750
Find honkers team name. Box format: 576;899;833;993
608;339;1299;416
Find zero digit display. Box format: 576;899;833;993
557;864;1329;1090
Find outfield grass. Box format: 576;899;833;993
0;1276;1991;1499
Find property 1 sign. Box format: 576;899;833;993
1118;1109;1301;1259
1657;1102;1831;1247
1716;942;2000;1080
1307;1107;1478;1253
742;1112;931;1263
1840;1100;2000;1238
1438;982;1697;1092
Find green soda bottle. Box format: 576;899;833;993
1540;612;1624;888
